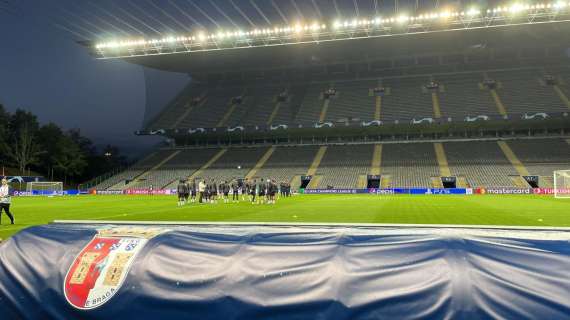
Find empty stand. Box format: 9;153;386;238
381;143;440;187
445;141;519;187
254;146;319;185
437;73;497;119
140;149;222;189
508;139;570;186
272;85;307;124
147;83;207;130
182;86;244;128
326;80;377;121
198;147;269;182
145;67;570;131
95;138;569;190
381;77;433;121
488;69;568;114
95;150;175;190
315;145;373;188
295;83;330;124
241;86;285;126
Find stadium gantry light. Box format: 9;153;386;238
92;1;570;56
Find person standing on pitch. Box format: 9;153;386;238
270;179;277;204
244;179;249;202
257;178;265;205
232;180;239;203
190;179;197;203
223;181;230;203
251;179;257;204
219;180;226;203
211;180;218;204
177;179;188;206
0;178;15;225
183;179;191;205
198;179;206;203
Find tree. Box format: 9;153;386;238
5;110;43;173
68;128;96;156
0;104;127;185
53;134;87;185
36;123;65;178
0;104;10;166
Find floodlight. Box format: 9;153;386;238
467;8;480;16
91;0;570;57
509;3;525;13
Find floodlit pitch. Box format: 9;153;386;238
1;194;569;240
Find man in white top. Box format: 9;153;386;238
0;178;15;225
198;179;206;203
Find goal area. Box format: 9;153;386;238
26;181;64;196
553;170;570;199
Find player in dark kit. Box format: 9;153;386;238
257;179;266;205
222;181;230;203
232;180;239;202
184;179;191;204
190;179;197;203
244;179;251;202
218;181;225;203
177;179;189;206
269;179;277;204
250;179;257;204
204;181;210;203
211;180;218;204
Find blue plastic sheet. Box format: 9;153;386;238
1;223;569;319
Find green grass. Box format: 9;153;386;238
0;194;569;240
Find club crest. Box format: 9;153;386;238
64;227;167;310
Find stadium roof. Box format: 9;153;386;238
105;23;570;75
46;1;570;74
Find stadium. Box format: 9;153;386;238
1;0;570;318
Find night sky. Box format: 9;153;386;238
0;0;474;155
0;1;161;156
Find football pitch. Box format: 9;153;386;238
0;194;569;240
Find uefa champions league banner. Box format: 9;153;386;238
304;188;472;195
1;224;570;319
302;188;367;194
124;189;174;195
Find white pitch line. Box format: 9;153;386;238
51;220;570;232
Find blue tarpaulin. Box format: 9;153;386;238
1;223;569;319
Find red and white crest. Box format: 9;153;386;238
64;227;166;310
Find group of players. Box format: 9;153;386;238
176;177;292;206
